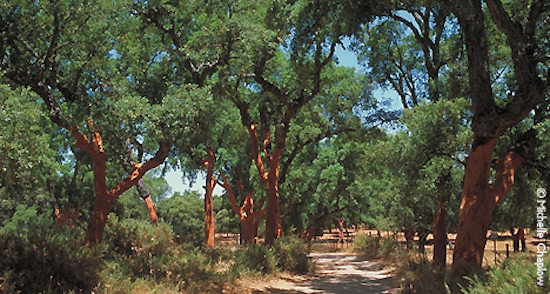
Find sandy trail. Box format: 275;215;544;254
249;253;400;294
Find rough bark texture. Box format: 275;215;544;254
80;123;171;246
219;170;265;244
264;147;283;244
432;204;448;267
451;138;525;276
239;194;264;244
203;146;216;247
244;123;283;244
449;0;547;275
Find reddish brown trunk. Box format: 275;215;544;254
432;205;448;267
85;190;115;245
78;122;171;246
264;147;283;245
84;128;111;245
203;146;216;247
136;178;158;223
218;170;265;244
452;138;525;276
241;215;261;244
246;124;282;244
143;196;158;224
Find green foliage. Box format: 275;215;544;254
351;234;400;260
233;244;277;276
397;253;456;294
461;254;550;294
215;208;240;235
0;205;103;294
227;236;313;277
378;237;400;260
0;83;58;189
101;215;224;292
396;253;550;294
156;191;204;245
352;234;381;258
273;235;313;274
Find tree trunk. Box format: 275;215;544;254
204;146;216;247
85;189;115;245
244;123;282;245
451;137;525;276
511;228;520;252
264;147;283;244
84;134;112;245
136;178;158;223
404;228;415;250
432;205;448;267
79;123;171;246
433;171;451;267
519;228;526;252
218;170;265;244
241;215;261;244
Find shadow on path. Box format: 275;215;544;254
252;253;400;294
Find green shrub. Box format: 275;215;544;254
461;253;550;294
397;253;455;294
273;235;313;274
352;234;380;258
378;237;400;260
101;215;223;291
0;205;103;294
232;244;277;276
156;191;205;245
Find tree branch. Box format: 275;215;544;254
109;139;172;198
491;150;525;205
247;124;269;185
218;170;242;215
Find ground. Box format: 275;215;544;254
224;228;545;294
236;253;400;294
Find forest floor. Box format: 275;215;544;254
232;252;400;294
225;228;545;293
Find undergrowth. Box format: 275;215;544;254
0;205;103;294
395;251;550;294
351;234;400;260
0;211;313;294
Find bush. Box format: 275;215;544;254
232;244;277;276
273;235;313;274
352;234;380;258
461;253;550;294
378;237;400;260
397;253;455;294
100;215;223;291
0;205;103;294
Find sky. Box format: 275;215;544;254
164;38;400;196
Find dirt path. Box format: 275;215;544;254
247;253;400;294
